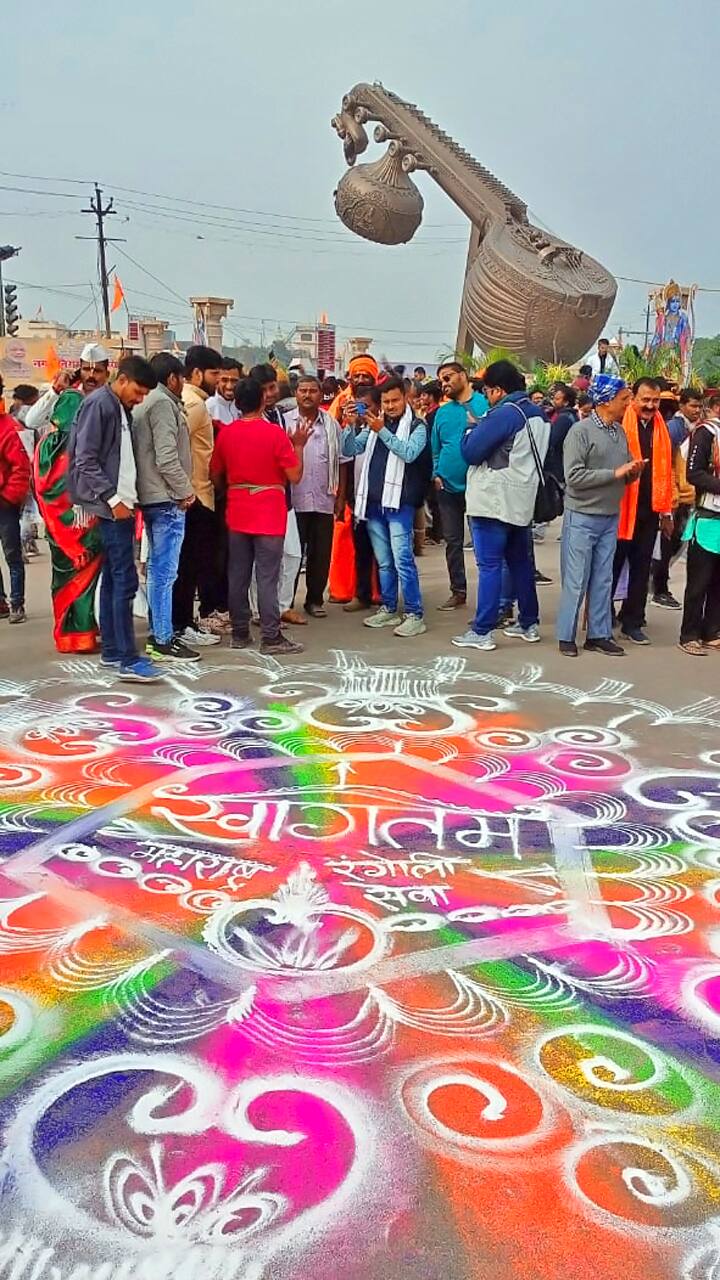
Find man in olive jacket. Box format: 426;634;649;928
133;352;197;661
173;344;223;643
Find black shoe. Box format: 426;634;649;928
652;591;681;610
0;600;9;619
498;605;515;628
535;570;552;584
621;627;650;645
231;634;254;649
149;637;201;661
260;633;304;656
304;603;327;618
584;637;625;656
558;641;579;657
8;606;26;625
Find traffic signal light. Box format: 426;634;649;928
4;284;19;337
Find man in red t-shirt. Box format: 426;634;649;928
210;376;310;655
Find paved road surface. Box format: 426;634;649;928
0;539;718;1280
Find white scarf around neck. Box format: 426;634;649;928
354;405;413;520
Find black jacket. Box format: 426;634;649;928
546;410;578;483
688;422;720;516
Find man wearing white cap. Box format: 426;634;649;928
25;343;110;438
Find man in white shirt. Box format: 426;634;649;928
284;375;346;617
206;357;242;426
587;338;620;378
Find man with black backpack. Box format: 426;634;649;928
452;360;550;651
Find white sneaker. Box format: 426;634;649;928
504;622;541;643
181;625;221;647
364;607;402;629
452;628;497;650
393;614;427;637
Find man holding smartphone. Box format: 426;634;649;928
328;355;380;611
26;343;111;438
343;376;431;637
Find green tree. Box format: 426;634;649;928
692;335;720;385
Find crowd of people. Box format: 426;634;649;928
0;336;718;680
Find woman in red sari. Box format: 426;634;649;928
34;389;103;652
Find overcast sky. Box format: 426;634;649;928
2;0;718;362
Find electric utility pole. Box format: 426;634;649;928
77;185;125;338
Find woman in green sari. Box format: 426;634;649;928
34;389;103;652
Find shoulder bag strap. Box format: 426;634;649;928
506;401;545;486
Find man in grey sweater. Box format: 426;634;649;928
133;351;199;663
557;374;645;657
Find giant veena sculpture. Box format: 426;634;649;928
332;83;617;365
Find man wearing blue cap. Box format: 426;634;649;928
556;374;645;657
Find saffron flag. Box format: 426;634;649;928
111;274;125;312
45;344;61;381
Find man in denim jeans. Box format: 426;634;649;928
69;355;161;683
0;410;31;623
556;374;642;658
133;353;199;663
433;362;488;609
343;377;431;637
453;361;550;652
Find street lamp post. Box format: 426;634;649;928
0;246;21;338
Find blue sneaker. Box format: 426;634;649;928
118;657;164;683
452;628;497;651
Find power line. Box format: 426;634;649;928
4;172;720;290
0;170;92;186
6;268;465;340
6;278;92;297
616;274;720;295
0;208;77;218
112;245;192;309
65;297;97;330
123;213;464;262
118;197;467;245
0;170;464;229
0;183;82;200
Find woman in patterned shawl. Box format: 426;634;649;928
34;389;102;652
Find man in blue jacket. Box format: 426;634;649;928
69;355;160;682
343;376;431;637
452;360;550;652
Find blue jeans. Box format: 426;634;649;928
0;505;24;608
98;516;139;665
143;502;186;644
500;533;535;609
365;502;423;616
557;510;618;643
471;517;538;634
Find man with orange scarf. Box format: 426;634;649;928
611;377;673;644
328;354;380;610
